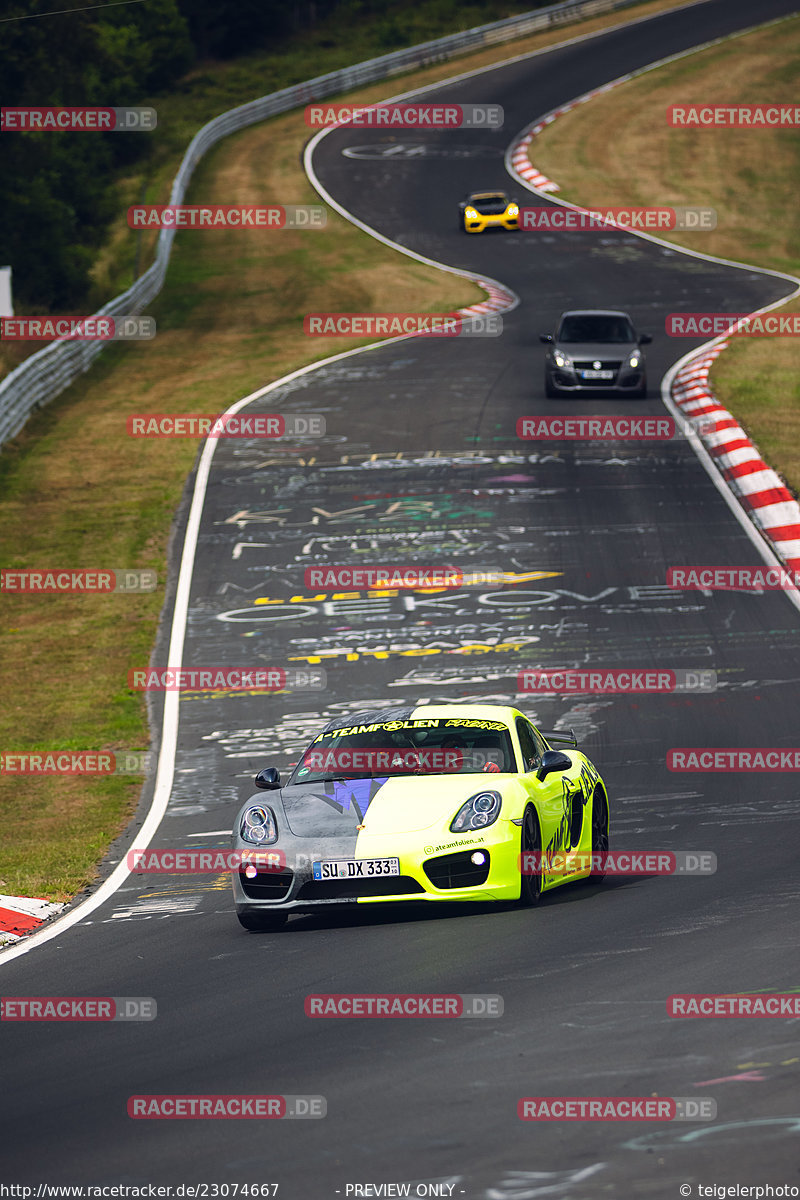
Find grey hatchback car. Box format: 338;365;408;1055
541;309;651;398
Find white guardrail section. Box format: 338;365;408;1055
0;0;643;448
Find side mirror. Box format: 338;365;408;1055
537;750;572;781
255;766;281;790
638;333;652;344
539;334;553;344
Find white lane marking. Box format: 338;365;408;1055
103;896;204;922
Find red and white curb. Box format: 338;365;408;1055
671;347;800;574
0;895;66;945
458;278;516;317
508;80;627;196
509;129;560;193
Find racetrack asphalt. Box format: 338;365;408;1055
2;1;800;1195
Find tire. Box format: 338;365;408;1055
237;910;288;931
518;806;543;906
583;787;609;883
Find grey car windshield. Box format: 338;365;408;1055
558;314;635;343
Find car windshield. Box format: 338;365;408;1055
286;717;517;784
469;193;508;212
557;314;635;343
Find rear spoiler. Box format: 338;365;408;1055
539;728;578;749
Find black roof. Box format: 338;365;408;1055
321;706;414;733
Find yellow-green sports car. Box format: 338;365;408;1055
459;190;520;233
232;703;610;931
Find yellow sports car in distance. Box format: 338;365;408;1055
459;190;520;233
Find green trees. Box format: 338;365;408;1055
0;0;192;309
0;0;544;311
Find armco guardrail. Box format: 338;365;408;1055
0;0;643;449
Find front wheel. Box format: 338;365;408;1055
237;910;288;931
518;806;542;906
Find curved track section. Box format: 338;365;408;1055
3;2;800;1196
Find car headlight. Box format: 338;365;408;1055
553;350;572;369
626;351;641;368
450;790;502;833
507;204;519;216
465;207;479;219
240;805;278;845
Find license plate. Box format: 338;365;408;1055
312;857;400;880
580;369;614;380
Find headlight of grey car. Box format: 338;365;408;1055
625;350;642;369
553;350;572;369
450;790;502;832
240;805;278;845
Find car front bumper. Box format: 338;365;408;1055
547;367;646;393
231;825;523;913
464;213;519;233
